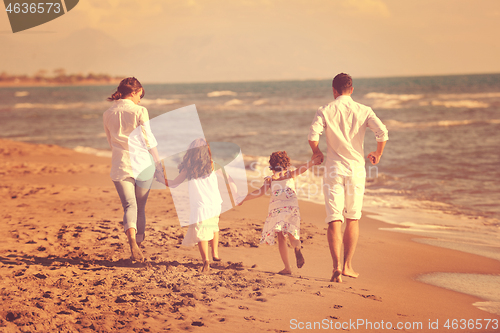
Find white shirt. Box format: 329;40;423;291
103;99;157;181
308;95;388;176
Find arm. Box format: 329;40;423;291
367;141;386;165
308;107;326;163
309;140;324;164
239;178;271;204
148;146;166;183
165;168;188;188
149;147;160;164
138;108;165;181
366;109;389;165
289;159;320;178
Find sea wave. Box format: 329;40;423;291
364;91;499;109
140;98;181;106
224;99;243;106
14;101;109;110
364;92;424;101
15;102;85;109
438;92;500;99
253;99;268;105
384;118;500;129
207;90;237;97
364;92;424;109
428;100;489;108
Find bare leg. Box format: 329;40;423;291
210;231;220;261
126;228;144;262
277;232;292;274
327;221;343;282
289;234;304;268
342;219;359;278
198;241;210;273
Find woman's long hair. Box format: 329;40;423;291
178;138;214;180
108;77;144;101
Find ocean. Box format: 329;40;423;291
1;74;500;313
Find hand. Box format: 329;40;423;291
367;152;382;165
312;150;324;164
154;163;165;184
312;155;323;165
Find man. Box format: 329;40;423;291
308;73;388;282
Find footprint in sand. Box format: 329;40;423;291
361;294;382;302
191;321;204;326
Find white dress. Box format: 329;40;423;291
260;177;301;245
182;171;223;247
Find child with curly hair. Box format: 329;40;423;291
240;151;320;275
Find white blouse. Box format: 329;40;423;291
103;99;157;181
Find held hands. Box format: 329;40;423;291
312;155;323;166
367;152;382;165
312;150;324;165
154;162;166;185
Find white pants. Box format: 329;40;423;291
323;174;365;223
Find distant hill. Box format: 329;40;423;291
0;70;122;86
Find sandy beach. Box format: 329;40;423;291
1;138;499;332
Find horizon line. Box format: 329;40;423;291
140;71;500;85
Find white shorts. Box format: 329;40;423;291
323;174;365;223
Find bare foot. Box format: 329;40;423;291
342;269;359;278
278;269;292;275
330;269;343;283
129;242;144;262
294;248;305;268
201;260;210;273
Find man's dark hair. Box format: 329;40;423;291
332;73;352;94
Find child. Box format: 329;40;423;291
240;151;319;275
165;139;222;273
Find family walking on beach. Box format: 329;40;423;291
103;73;388;282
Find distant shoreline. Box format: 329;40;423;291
0;71;123;88
0;79;121;88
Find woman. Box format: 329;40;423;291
103;77;161;262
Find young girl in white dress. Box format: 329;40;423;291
241;151;319;275
165;139;222;273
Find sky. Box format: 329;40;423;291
1;0;500;83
